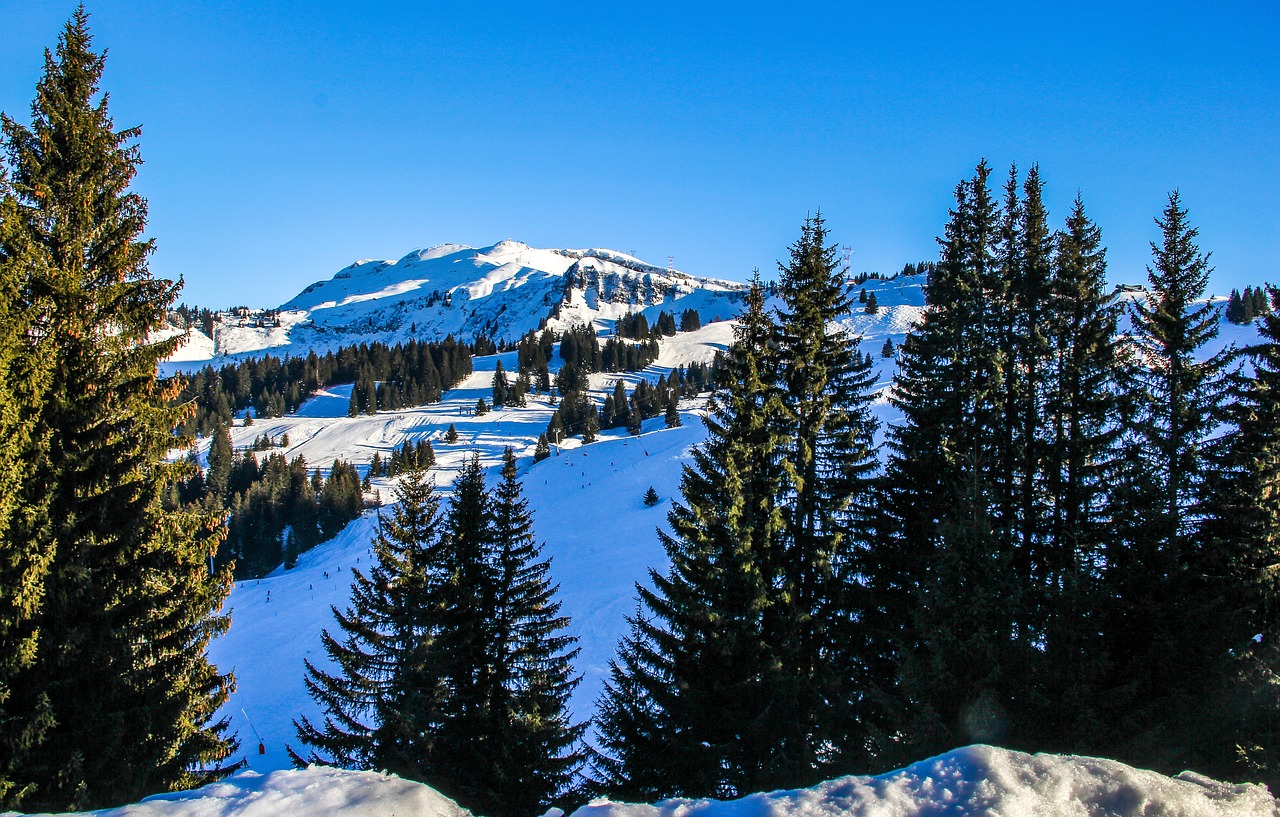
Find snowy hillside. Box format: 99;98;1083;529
206;345;709;774
195;273;1268;778
171;240;746;366
22;746;1274;816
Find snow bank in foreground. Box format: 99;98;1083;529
577;745;1276;817
16;745;1274;817
27;767;470;817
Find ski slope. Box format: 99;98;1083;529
201;277;1269;780
207;345;710;774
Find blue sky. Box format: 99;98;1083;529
2;2;1277;307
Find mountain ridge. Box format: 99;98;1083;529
164;240;749;368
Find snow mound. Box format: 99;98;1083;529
19;746;1273;816
32;766;469;817
574;745;1276;817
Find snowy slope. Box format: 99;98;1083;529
151;324;217;362
201;274;1270;776
167;241;746;369
580;745;1276;817
19;746;1274;816
206;347;709;774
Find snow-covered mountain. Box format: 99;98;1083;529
170;240;747;365
129;252;1278;817
191;269;1265;777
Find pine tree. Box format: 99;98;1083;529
594;275;790;799
1033;194;1120;750
864;291;878;314
664;394;681;428
582;403;600;443
1254;285;1270;317
1103;191;1234;770
534;433;551;462
0;11;235;809
445;423;459;444
771;214;880;776
425;453;497;807
492;360;509;408
870;161;1030;764
206;420;234;504
294;468;449;770
1196;287;1280;787
0;169;55;810
1226;289;1245;324
642;486;660;507
476;449;584;816
1007;166;1055;592
627;400;643;436
415;439;435;469
881;337;894;358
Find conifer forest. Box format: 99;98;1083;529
0;8;1278;817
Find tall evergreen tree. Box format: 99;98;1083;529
1196;287;1280;788
1032;194;1119;750
478;448;584;816
0;11;236;809
294;467;449;771
205;420;234;504
492;360;509;408
1103;191;1234;770
424;453;498;808
870;161;1033;763
0;173;54;809
594;274;791;799
771;213;881;777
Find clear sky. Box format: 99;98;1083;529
2;1;1277;308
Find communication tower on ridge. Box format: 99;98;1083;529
841;245;853;267
667;255;674;271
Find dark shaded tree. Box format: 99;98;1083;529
0;11;235;809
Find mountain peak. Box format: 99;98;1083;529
182;241;746;365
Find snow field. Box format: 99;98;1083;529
208;342;716;774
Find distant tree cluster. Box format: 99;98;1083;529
614;308;702;339
547;362;714;445
172;302;218;338
177;337;476;434
295;450;583;817
899;260;938;278
1225;285;1272;324
167;421;365;578
542;318;716;444
369;439;436;478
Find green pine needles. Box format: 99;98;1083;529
594;215;882;800
0;8;235;810
295;450;583;817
